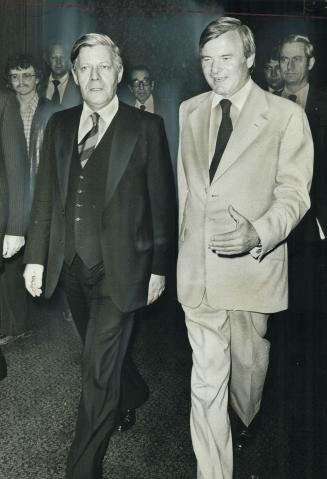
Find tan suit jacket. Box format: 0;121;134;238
177;81;313;313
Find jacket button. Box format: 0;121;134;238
75;217;81;222
77;189;83;194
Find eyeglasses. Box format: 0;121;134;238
9;73;36;81
131;79;152;88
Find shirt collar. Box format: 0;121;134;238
281;83;309;109
81;95;119;124
211;77;253;113
49;71;69;86
135;94;154;111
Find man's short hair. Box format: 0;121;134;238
199;16;256;59
279;34;314;59
263;46;280;66
71;33;123;72
128;64;152;85
5;53;42;82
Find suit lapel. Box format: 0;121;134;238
104;103;139;205
189;93;212;187
212;83;269;182
55;105;81;205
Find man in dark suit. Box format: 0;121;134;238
41;43;82;109
279;34;327;362
24;33;175;479
0;53;60;346
0;88;27;374
123;65;180;175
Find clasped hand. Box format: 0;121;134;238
208;205;259;256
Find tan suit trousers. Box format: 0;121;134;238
183;297;270;479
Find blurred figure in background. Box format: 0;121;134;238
0;86;27;354
263;47;284;94
0;53;59;346
41;43;82;108
279;34;327;365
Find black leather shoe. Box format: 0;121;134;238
234;421;253;450
116;409;136;433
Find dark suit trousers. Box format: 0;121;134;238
0;248;28;336
61;255;135;479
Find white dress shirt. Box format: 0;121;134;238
46;72;69;103
78;95;119;147
135;94;154;113
281;83;309;109
208;78;253;165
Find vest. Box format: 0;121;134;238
64;119;116;268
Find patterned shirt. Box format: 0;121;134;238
19;93;39;153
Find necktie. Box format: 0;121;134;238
209;99;233;183
52;79;60;104
78;112;100;168
139;104;146;111
288;94;297;103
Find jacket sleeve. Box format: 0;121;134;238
1;93;28;235
23;117;55;265
146;116;176;275
252;105;313;259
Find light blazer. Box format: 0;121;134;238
177;81;313;313
24;102;175;312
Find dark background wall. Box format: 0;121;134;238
0;0;327;104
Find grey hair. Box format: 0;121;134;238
279;34;314;59
71;33;123;71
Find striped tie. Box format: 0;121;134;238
78;112;100;168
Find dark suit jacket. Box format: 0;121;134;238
286;85;327;252
24;101;176;312
39;73;82;109
0;89;27;266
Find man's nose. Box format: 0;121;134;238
90;66;100;80
18;75;24;85
211;59;222;73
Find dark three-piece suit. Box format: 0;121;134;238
24;101;175;478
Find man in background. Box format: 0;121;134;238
0;54;59;346
41;43;82;108
279;34;327;364
0;87;27;364
263;47;284;93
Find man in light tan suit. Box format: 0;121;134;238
177;17;313;479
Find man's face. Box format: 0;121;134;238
9;66;39;97
201;30;254;97
49;45;68;78
264;59;283;91
128;69;154;104
72;45;123;111
279;42;314;89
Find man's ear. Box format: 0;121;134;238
72;67;79;86
308;56;315;71
246;53;255;70
117;65;123;84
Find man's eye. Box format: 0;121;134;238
99;64;111;71
80;65;89;72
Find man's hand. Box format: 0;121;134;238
23;264;44;297
3;235;25;258
208;205;260;256
147;274;165;305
